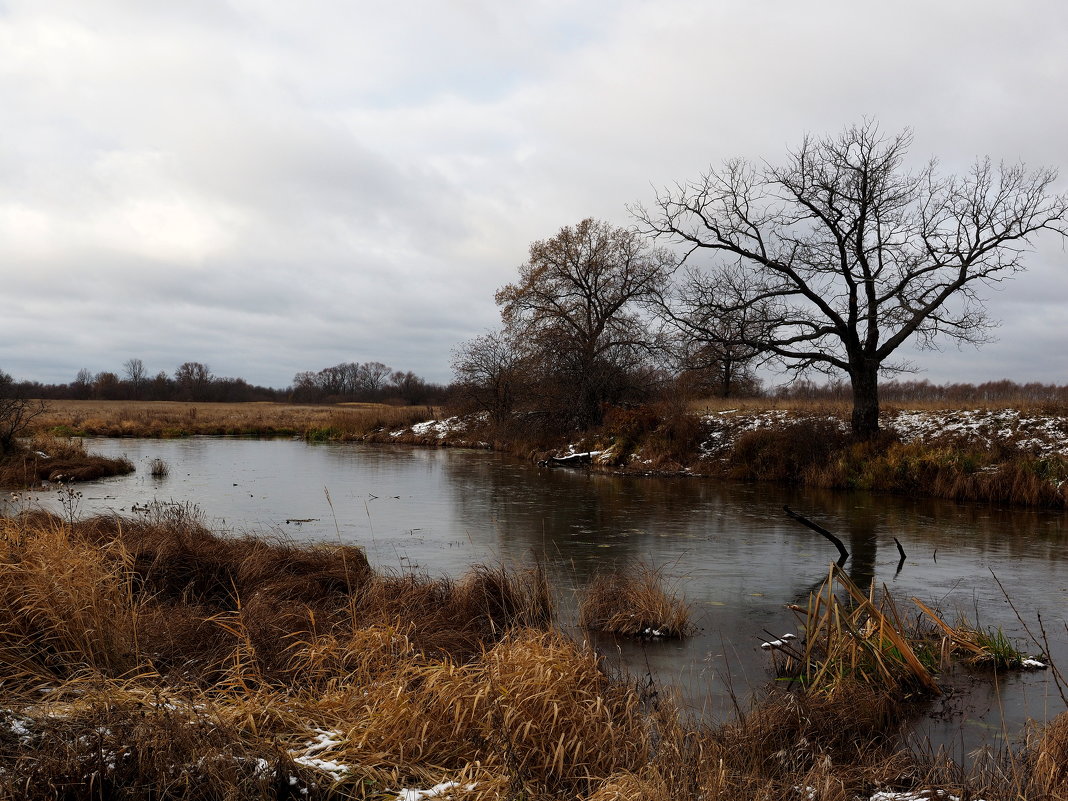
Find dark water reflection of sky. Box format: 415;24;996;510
14;437;1068;758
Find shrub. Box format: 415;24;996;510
600;403;709;468
728;418;851;483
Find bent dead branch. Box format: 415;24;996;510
783;505;849;566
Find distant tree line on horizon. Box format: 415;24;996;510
4;358;448;406
290;361;447;405
6;358;1066;413
775;378;1068;406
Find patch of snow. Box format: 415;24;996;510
869;792;972;801
760;633;798;650
395;781;476;801
250;758;271;779
293;755;349;781
408;417;465;439
3;713;33;742
1022;658;1048;669
291;729;350;783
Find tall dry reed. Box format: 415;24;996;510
0;509;1063;800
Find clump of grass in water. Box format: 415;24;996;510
149;456;169;478
913;598;1035;669
772;563;941;698
578;563;695;638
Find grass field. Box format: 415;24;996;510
33;399;438;439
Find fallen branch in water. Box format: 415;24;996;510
783;506;849;565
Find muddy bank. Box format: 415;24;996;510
0;438;134;489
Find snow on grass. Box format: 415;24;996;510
395;781;476;801
889;408;1068;455
697;409;847;456
869;791;980;801
392;416;466;439
2;710;33;742
695;407;1068;458
290;728;350;783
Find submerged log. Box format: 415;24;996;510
538;451;599;468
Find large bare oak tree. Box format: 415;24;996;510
637;121;1068;439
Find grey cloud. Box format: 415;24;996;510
1;0;1066;389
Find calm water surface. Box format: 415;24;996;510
16;437;1068;755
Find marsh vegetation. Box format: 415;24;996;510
0;507;1063;800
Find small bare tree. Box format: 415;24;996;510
656;264;767;398
122;358;147;399
637;121;1068;438
495;218;674;429
355;361;393;396
174;362;213;402
0;371;47;455
451;330;527;425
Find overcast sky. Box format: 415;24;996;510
2;0;1066;388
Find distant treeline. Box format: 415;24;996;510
9;359;447;405
290;361;447;405
775;378;1068;405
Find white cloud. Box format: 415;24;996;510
0;0;1065;386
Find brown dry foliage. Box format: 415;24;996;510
578;564;694;638
0;436;134;488
1031;710;1068;799
809;436;1068;508
727;418;851;483
0;509;1063;800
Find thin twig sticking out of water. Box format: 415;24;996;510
324;487;342;541
990;569;1068;708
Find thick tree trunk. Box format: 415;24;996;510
720;360;733;399
849;364;881;440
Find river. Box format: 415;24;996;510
13;436;1068;757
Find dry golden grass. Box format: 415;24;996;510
0;513;144;682
0;509;1060;800
34;399;437;439
773;564;941;699
0;436;134;488
578;564;695;638
1031;711;1068;799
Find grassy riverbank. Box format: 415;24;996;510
26;398;1068;508
0;507;1063;800
0;436;134;489
35;399;436;440
381;400;1068;509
